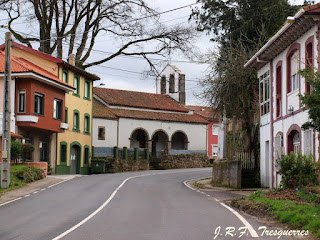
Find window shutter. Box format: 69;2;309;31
274;135;281;160
304;130;313;157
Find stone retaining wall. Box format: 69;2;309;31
151;153;210;170
212;159;241;188
105;158;149;173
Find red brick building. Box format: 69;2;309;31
0;50;74;166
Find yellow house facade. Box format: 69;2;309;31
56;64;99;174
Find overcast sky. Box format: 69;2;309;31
0;0;316;106
89;0;213;106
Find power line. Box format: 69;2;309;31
92;64;201;82
10;2;199;44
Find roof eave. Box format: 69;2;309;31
244;8;305;69
1;72;75;92
58;62;100;81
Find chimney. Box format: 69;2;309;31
179;73;185;105
68;54;76;66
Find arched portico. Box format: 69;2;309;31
151;130;169;156
130;128;149;148
171;131;188;150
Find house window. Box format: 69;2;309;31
34;93;44;115
53;99;62;120
62;69;68;83
276;65;282;118
73;75;80;95
304;129;313;157
306;42;313;94
84;147;89;165
290;50;299;92
212;145;218;156
65;107;68;123
293;131;300;154
212;125;219;135
73;110;80;131
60;143;67;163
169;74;175;93
84;114;90;133
84;80;90;99
98;126;105;140
259;71;270;115
18;90;26;113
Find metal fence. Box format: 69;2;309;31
233;151;255;170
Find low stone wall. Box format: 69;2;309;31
212;159;241;188
151;153;210;170
105;158;149;173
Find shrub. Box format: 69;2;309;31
10;165;44;183
276;152;318;189
11;140;23;163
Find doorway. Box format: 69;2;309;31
70;144;81;174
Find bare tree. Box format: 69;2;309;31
198;39;261;150
0;0;196;70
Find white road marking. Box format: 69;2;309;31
0;197;22;207
0;176;75;207
183;178;258;238
53;169;210;240
220;202;259;238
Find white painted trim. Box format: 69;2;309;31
60;123;68;129
0;72;74;92
16;115;38;123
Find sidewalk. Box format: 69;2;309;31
192;178;264;200
0;175;81;205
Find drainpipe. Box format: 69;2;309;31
55;132;58;174
117;119;119;147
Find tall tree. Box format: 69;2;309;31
191;0;299;150
0;0;195;70
191;0;299;48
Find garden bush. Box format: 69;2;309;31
276;152;318;189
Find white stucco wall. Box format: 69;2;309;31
93;117;207;151
118;118;207;150
257;25;319;188
92;118;118;147
260;124;271;188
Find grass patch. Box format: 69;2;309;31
232;189;320;238
0;165;45;195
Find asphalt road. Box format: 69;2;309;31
0;168;303;240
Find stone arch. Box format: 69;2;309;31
171;131;188;150
130;128;149;149
286;124;301;155
151;130;169;156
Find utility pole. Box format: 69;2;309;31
1;32;12;189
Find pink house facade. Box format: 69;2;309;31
245;4;320;188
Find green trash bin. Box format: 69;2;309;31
91;159;106;173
